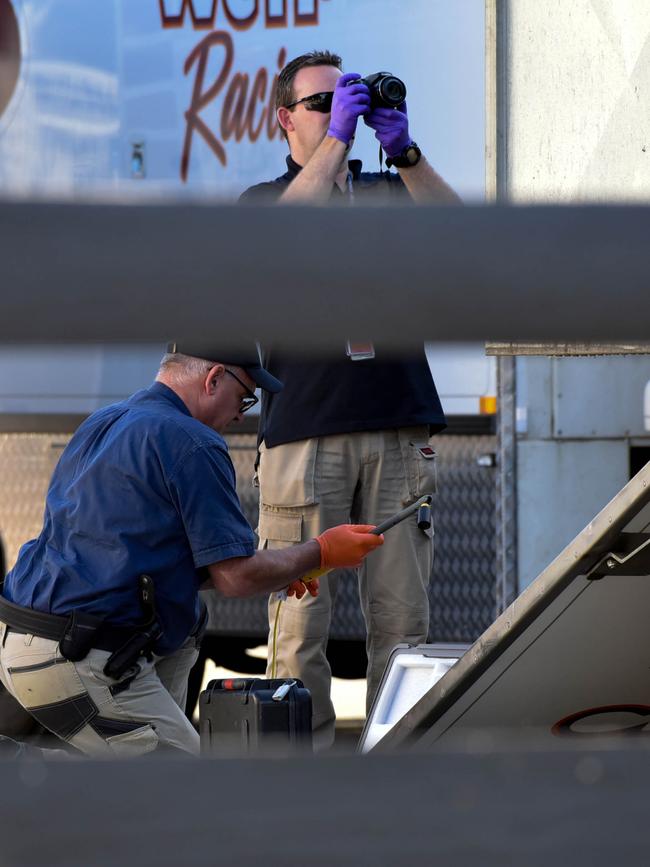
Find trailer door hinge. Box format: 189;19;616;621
587;532;650;580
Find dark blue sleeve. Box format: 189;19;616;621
167;443;255;568
238;182;284;203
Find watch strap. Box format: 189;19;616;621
385;141;421;169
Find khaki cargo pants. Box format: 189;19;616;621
259;427;436;748
0;620;200;757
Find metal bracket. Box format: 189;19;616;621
587;533;650;579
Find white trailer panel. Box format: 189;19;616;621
504;0;650;202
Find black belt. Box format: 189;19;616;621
0;594;146;653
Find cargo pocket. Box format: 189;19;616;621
398;428;438;506
258;439;319;507
8;646;88;710
8;654;98;740
258;509;303;550
103;723;159;758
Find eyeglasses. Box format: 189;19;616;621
225;369;259;414
284;91;334;113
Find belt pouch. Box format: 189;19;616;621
59;611;101;662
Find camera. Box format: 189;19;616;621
359;71;407;109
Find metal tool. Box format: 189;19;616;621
370;494;433;536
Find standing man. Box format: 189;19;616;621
241;51;460;747
0;346;383;757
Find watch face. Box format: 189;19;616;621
386;143;420;168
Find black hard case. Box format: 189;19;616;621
199;678;312;756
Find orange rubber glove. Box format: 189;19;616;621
302;524;384;583
317;524;384;569
287;577;320;598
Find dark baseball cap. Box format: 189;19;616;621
166;342;283;394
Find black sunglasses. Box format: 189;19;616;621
285;91;334;113
225;369;259;414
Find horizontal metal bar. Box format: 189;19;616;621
487;342;650;356
0;414;87;434
0;412;494;437
2;201;650;345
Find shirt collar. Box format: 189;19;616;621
147;382;192;417
285;154;363;181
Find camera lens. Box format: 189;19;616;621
378;76;406;107
361;72;408;109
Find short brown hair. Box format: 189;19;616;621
276;50;342;140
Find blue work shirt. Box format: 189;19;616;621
3;383;255;655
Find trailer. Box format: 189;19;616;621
0;0;497;683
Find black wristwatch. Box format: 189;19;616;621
385;141;422;169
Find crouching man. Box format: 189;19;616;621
0;346;382;757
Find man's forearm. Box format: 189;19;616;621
280;137;348;204
398;155;462;204
208;540;321;597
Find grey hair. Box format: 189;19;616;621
158;352;215;383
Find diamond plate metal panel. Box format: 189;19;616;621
0;434;71;571
496;355;518;612
427;435;497;642
0;431;498;647
206;433;498;645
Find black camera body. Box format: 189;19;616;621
360;71;407;109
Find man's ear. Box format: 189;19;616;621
277;106;294;136
205;364;225;395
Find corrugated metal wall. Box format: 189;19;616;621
210;431;498;644
0;430;498;645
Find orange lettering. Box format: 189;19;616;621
181;30;234;177
246;68;268;141
223;0;259;31
221;72;249;141
265;0;288;27
181;40;287;178
295;0;319;26
159;0;218;29
160;0;323;28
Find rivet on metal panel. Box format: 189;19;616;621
606;559;616;569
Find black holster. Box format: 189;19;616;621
103;623;163;680
103;574;163;680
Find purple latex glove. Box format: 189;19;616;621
327;72;371;146
364;101;412;158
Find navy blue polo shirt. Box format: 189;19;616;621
3;383;255;655
241;157;447;446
